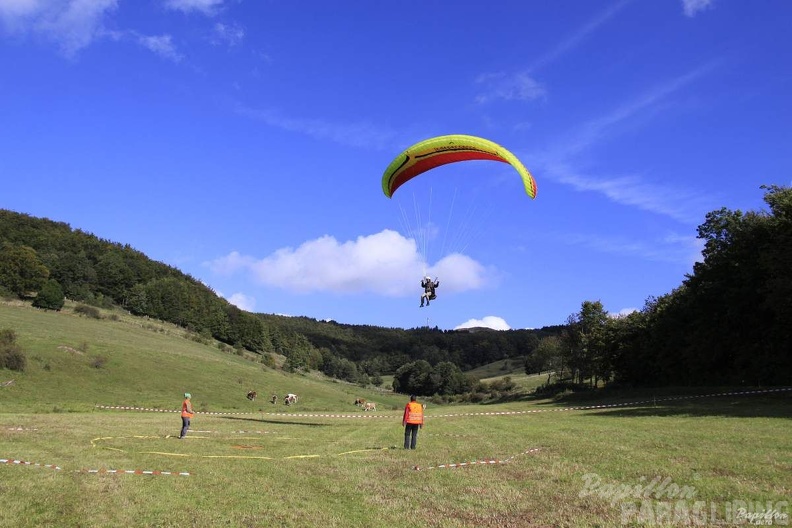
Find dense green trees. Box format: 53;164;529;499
392;360;473;396
0;210;275;353
3;184;790;391
533;186;792;388
0;242;49;296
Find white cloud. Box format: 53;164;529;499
610;307;638;318
0;0;118;55
205;229;494;297
454;316;511;331
529;0;631;72
555;62;718;158
558;230;704;266
536;63;720;224
0;0;42;18
136;33;182;62
163;0;224;16
233;104;397;150
0;1;183;61
226;292;256;311
681;0;714;17
207;250;257;275
474;0;630;104
475;72;546;104
543;162;714;224
212;21;243;47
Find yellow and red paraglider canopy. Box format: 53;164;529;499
381;134;537;199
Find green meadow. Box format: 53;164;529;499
1;302;790;527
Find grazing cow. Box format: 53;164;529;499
354;398;366;407
284;393;298;406
363;402;376;412
270;394;278;404
246;390;257;401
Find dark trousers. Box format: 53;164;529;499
404;424;420;449
180;417;191;438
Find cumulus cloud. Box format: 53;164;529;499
0;0;118;56
454;316;511;331
206;229;494;297
226;292;256;311
610;307;638;318
681;0;714;17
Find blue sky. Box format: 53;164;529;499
1;0;790;331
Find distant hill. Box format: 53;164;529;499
0;300;406;413
0;209;563;384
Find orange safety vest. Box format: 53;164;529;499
403;401;424;425
181;399;194;418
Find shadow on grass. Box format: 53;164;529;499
582;396;792;419
220;415;331;427
482;387;792;419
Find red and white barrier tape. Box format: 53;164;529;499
96;387;791;419
94;405;392;417
414;448;541;471
3;456;189;476
80;468;190;476
1;457;61;470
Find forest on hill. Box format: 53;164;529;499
1;185;791;392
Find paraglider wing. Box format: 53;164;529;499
381;134;537;199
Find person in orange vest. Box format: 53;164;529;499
179;392;195;439
402;395;424;449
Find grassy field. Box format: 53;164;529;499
1;303;790;527
469;359;551;393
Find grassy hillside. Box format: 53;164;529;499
1;302;790;527
466;358;549;392
0;302;403;413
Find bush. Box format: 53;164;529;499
0;329;26;372
533;380;592;399
260;353;276;369
90;355;108;369
74;304;102;319
32;279;64;311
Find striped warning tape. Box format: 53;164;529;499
414;448;541;471
80;468;191;476
5;427;39;431
94;405;395;418
1;458;61;470
95;387;791;419
190;430;278;434
3;456;190;476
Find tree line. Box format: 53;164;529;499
0;209;551;392
2;184;789;393
526;185;791;388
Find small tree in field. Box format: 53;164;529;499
33;279;65;311
0;329;27;372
